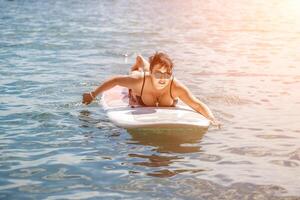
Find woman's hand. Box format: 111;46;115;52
82;92;95;105
207;117;222;129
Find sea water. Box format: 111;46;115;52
1;0;300;199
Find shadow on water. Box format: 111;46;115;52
126;127;208;177
78;110;103;128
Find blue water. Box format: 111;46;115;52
1;0;300;199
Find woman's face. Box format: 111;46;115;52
150;64;173;90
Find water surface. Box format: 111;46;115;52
1;0;300;199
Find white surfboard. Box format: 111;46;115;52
101;86;210;129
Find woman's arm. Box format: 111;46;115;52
174;80;220;127
82;75;139;105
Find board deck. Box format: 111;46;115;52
101;86;210;129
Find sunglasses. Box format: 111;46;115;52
152;71;172;79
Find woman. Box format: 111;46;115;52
82;52;220;126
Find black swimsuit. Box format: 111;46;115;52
129;72;178;107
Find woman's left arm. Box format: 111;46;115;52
174;80;220;127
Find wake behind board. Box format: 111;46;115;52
101;86;210;129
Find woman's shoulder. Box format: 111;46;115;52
171;77;190;95
126;73;147;91
128;72;143;80
172;77;184;88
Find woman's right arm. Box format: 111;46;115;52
82;75;139;105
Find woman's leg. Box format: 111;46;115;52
128;55;150;106
139;55;150;72
130;55;150;73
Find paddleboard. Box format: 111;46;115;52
101;86;210;129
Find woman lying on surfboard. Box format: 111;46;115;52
82;52;220;126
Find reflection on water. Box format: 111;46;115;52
126;128;207;177
127;128;206;153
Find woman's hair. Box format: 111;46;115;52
149;52;174;72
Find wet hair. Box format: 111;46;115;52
149;52;174;72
